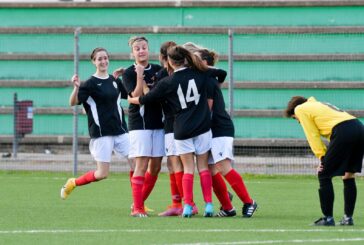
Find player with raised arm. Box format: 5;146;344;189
61;47;130;202
128;45;215;218
117;36;164;217
184;42;258;218
156;41;199;216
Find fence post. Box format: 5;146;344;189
73;27;81;176
12;93;18;158
228;29;234;119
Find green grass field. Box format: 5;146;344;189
1;171;364;244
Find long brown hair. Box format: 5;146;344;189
167;45;208;72
197;49;218;66
284;96;308;117
160;41;177;74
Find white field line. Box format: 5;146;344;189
166;237;364;245
1;228;364;234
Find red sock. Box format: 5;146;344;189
224;169;253;204
212;173;233;210
174;171;184;198
132;176;145;212
129;170;134;187
75;171;97;186
182;173;194;206
142;171;158;201
199;170;212;203
169;173;182;205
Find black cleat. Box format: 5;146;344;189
339;215;354;226
215;208;236;217
313;216;335;226
242;200;258;218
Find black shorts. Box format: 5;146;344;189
319;119;364;178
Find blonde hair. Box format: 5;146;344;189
128;36;148;47
182;42;205;54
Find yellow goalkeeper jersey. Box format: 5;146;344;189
294;97;356;159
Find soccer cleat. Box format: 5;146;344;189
131;210;148;218
182;204;193;218
158;205;183;216
204;202;214;217
242;200;258;218
60;178;76;200
144;205;154;213
215;208;237;217
339;215;354;226
313;216;335;226
219;191;234;211
130;204;154;213
192;203;199;215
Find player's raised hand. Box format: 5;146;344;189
113;67;125;79
134;64;145;78
71;74;80;88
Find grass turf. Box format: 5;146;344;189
0;171;363;244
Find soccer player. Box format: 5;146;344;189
185;43;258;218
285;96;364;226
156;41;198;216
60;47;130;201
128;45;215;218
120;36;165;217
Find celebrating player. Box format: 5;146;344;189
184;42;258;218
129;45;215;218
120;36;165;217
60;47;130;200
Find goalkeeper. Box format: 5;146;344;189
285;96;364;226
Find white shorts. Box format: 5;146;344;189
129;129;165;158
209;136;234;164
175;130;212;155
165;133;177;156
89;134;130;163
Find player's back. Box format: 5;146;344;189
169;67;211;140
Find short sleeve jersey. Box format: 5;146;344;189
122;63;164;130
210;80;235;138
77;75;128;138
156;68;174;133
139;67;214;140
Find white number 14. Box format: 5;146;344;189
177;79;201;109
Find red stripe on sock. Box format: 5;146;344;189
212;173;233;210
75;171;97;186
182;173;194;206
199;170;212;203
225;169;253;204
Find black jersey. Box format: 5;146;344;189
156;68;174;133
210;81;235;138
77;75;128;138
122;63;164;130
206;67;227;84
139;67;214;140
